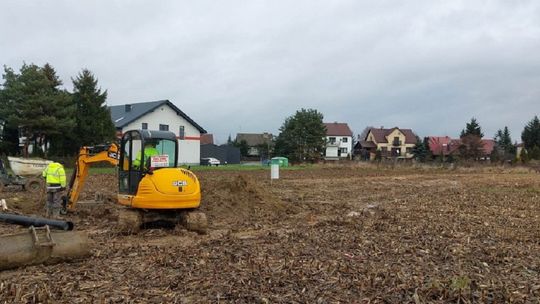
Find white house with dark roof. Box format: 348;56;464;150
109;100;206;165
324;122;353;160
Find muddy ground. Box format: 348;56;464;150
0;165;539;303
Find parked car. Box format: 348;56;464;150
201;157;221;166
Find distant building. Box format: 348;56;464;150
235;133;273;157
516;143;525;160
355;127;417;160
427;136;495;159
323;122;353;160
427;136;460;157
200;134;214;145
109;100;206;165
200;144;241;164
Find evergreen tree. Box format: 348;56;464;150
458;118;485;160
235;139;249;157
423;137;433;160
0;119;18;155
274;108;326;162
412;136;428;162
459;134;484;160
530;146;540;160
494;126;515;161
519;147;529;163
0;64;74;157
460;117;484;138
521;115;540;150
71;69;115;149
43;63;62;88
227;134;233;145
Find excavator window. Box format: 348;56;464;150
153;140;176;168
119;130;179;195
119;131;143;194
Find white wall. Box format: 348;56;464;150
325;136;352;158
121;104;202;164
326;146;338;157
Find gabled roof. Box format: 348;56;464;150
357;140;376;148
481;139;495;155
428;136;495;156
109;100;206;133
428;136;459;156
366;127;417;144
324;122;353;136
236;133;273;146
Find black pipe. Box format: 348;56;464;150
0;213;74;231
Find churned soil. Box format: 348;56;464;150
0;165;539;303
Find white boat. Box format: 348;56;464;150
8;156;53;176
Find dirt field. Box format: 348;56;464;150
0;165;539;303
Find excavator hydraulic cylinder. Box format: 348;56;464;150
0;226;90;270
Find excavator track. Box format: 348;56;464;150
116;208;207;234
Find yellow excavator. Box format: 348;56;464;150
63;129;207;233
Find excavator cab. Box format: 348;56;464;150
117;129;201;210
119;130;178;195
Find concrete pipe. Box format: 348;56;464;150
0;226;90;271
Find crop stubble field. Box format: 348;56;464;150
0;165;539;303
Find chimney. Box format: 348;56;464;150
125;104;132;112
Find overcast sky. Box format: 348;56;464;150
1;1;539;143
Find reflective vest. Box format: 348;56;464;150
133;146;160;168
42;162;66;187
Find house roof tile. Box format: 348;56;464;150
324;122;353;136
109;100;206;133
367;127;417;144
428;136;495;156
236;133;273;146
200;134;214;145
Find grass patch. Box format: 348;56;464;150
63;164;315;175
189;164;315;171
65;167;117;175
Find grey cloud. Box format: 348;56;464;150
1;0;539;143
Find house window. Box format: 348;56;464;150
342;137;348;143
179;126;185;140
329;137;336;144
339;148;348;154
141;123;148;130
159;124;169;131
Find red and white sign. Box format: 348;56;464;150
150;155;169;167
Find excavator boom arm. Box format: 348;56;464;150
66;144;119;210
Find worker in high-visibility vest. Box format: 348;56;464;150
42;161;66;217
133;140;160;169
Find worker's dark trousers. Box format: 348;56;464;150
46;184;62;217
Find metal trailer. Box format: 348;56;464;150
0;159;42;192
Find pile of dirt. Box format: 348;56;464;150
0;188;46;215
201;174;297;228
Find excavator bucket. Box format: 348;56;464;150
0;226;90;271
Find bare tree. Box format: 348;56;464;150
359;126;373;141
